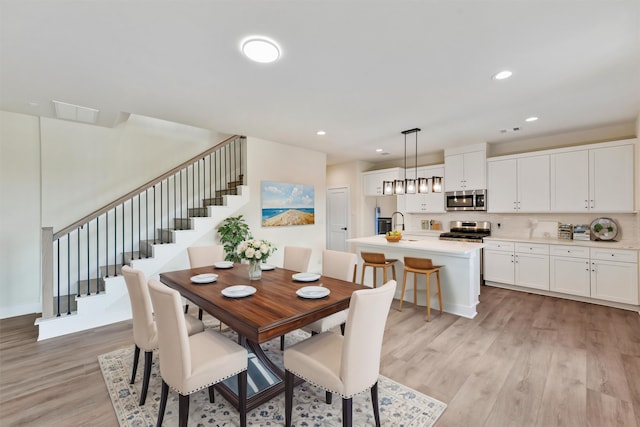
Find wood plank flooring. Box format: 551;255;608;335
1;286;639;426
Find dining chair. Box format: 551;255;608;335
283;246;312;272
280;245;313;350
148;279;248;427
121;266;205;406
284;280;397;427
186;245;225;319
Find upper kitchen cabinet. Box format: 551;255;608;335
487;154;550;213
444;143;487;191
400;165;445;213
550;139;634;212
362;167;403;196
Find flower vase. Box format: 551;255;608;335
248;260;262;280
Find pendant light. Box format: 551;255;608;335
402;128;420;194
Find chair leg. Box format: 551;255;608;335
157;380;169;427
285;370;295;427
184;303;189;314
178;394;190;427
371;381;381;427
130;345;140;384
360;264;366;287
373;266;377;288
391;264;396;280
139;350;153;405
436;271;443;314
413;272;418;307
340;322;345;335
198;308;203;320
382;266;387;286
342;397;353;427
326;390;333;404
399;269;408;311
280;334;286;351
426;272;432;322
238;370;247;427
208;385;215;403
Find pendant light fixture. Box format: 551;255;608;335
402;128;420;194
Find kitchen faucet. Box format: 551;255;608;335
391;211;405;231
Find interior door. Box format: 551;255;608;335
327;186;350;251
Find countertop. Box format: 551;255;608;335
484;236;640;251
348;235;484;255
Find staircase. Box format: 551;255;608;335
36;136;248;340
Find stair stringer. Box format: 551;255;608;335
35;186;249;341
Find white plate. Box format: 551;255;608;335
190;273;218;284
214;261;234;269
292;272;321;282
296;286;330;299
221;285;256;298
260;264;276;271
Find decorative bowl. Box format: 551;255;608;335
385;235;402;243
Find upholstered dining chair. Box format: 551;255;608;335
280;245;313;350
121;266;205;406
284;280;397;427
148;279;248;427
283;245;312;272
186;245;225;319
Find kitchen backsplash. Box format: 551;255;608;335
405;212;639;243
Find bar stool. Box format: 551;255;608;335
360;252;397;288
400;257;443;321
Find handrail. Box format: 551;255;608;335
53;134;244;239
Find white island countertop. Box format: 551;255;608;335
348;235;485;256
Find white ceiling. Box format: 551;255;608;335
1;1;639;165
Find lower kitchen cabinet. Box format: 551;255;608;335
590;249;639;304
484;241;549;290
515;252;549;290
550;254;591;297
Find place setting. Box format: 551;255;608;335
291;272;321;282
296;285;330;299
189;273;218;284
221;285;256;298
214;261;234;269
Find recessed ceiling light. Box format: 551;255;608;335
316;130;326;136
241;36;281;63
375;148;383;152
493;70;513;80
525;116;539;122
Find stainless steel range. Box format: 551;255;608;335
439;221;491;242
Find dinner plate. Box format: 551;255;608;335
190;273;218;284
292;272;321;282
296;286;330;299
214;261;234;269
221;285;256;298
260;264;276;271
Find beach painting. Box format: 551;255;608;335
261;181;315;227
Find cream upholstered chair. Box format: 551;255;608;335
186;245;225;319
284;280;397;427
280;245;313;350
283;246;312;272
303;250;357;335
121;266;205;406
148;279;248;427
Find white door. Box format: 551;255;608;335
590;145;634;212
515;253;549;290
549;256;591;296
518;155;550;212
550;150;589;212
487;158;517;212
327;186;350;251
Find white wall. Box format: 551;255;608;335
234;137;327;272
0;112;42;317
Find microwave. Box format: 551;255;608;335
445;190;487;211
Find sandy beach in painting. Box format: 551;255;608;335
262;209;314;226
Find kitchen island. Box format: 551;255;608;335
348;235;485;319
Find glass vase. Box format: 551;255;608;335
248;260;262;280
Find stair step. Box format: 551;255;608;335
123;251;150;264
188;207;209;217
201;198;224;207
99;264;124;278
214;188;239;197
76;278;106;295
173;218;193;230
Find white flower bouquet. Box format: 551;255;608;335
236;239;275;263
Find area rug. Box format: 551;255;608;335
99;330;447;426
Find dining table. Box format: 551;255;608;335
159;262;365;411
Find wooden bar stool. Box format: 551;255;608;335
360;252;397;288
400;257;444;321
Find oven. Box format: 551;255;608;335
440;221;491;283
445;190;486;211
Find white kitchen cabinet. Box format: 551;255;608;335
514;243;549;290
550;141;634;212
401;165;445;213
445;150;486;191
487;155;550;213
590;248;638;304
483;241;515;285
550;245;591;297
362;167;403;196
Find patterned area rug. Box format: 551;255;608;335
99;330;447;426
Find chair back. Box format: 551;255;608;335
322;250;357;282
341;280;396;396
148;279;192;387
187;245;225;268
404;256;434;270
121;266;157;350
283;246;312;272
361;252;387;264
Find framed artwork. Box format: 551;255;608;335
261;181;315;227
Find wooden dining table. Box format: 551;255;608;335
159;263;364;411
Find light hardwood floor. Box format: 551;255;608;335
1;286;639;426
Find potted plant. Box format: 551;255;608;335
217;215;251;263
